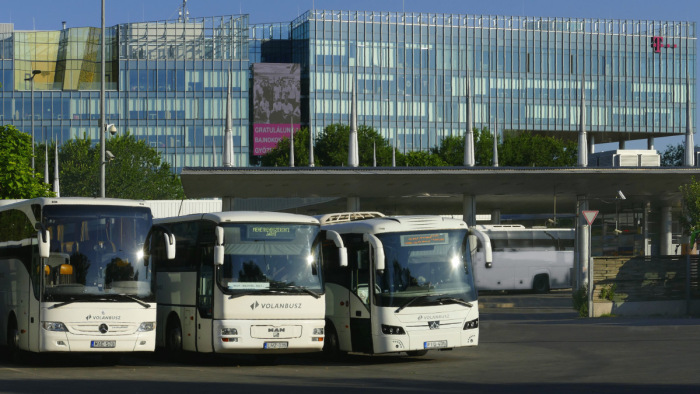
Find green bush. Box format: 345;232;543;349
572;286;588;317
599;284;617;301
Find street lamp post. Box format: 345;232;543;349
100;123;117;196
24;70;41;174
100;0;106;197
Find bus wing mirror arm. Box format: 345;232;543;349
470;228;492;268
326;230;348;267
363;233;385;271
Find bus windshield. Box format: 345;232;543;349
218;224;323;295
374;229;477;308
42;205;153;302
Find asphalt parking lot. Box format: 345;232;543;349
2;290;699;394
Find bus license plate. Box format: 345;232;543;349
424;340;447;349
264;342;288;350
91;340;116;348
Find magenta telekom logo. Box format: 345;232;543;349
651;36;677;53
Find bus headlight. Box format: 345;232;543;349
463;318;479;330
313;327;324;336
381;324;406;335
221;328;238;336
137;322;156;332
42;322;68;332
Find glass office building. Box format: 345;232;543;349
285;11;696;153
0;10;696;171
0;15;249;172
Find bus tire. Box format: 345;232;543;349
406;349;429;357
533;274;550;294
6;315;23;364
323;321;343;359
165;315;183;355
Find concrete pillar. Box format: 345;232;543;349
346;196;361;212
643;202;651;256
647;137;655;151
575;194;590;290
222;197;234;212
491;209;501;224
589;135;595;154
660;206;674;255
619;140;626;150
462;194;476;228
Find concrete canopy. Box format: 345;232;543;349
180;167;700;216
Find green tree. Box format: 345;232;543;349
260;127;311;167
398;151;448;166
500;131;577;167
431;134;464;166
680;177;700;244
430;127;495;166
263;124;397;167
474;127;496;166
660;143;686;167
55;133;184;199
105;133;185;199
0;125;54;199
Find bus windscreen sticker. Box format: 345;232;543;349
400;233;449;247
228;282;271;290
247;226;296;240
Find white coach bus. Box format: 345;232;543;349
318;212;489;357
0;198;157;360
471;225;575;293
148;211;346;354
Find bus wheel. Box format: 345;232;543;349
406;350;428;357
533;274;550;294
166;318;183;354
323;322;343;359
6;318;23;363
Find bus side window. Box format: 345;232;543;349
352;245;370;306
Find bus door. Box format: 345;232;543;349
29;245;42;352
196;242;214;352
348;240;372;354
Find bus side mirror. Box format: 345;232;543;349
326;230;348;267
38;229;50;259
470;228;492;269
164;233;176;260
363;233;385;272
214;226;224;266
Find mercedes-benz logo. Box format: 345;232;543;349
99;323;109;334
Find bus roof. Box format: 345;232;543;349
155;211;319;225
321;215;467;235
475;224;574;233
0;197;150;210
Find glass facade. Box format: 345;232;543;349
0;10;697;171
287;11;696;153
0;15;249;172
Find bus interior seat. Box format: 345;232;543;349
62;241;79;254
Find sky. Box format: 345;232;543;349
2;0;699;152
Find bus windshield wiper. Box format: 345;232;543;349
436;297;473;308
48;297;78;309
114;294;151;308
228;288;283;299
395;294;444;313
284;285;321;299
